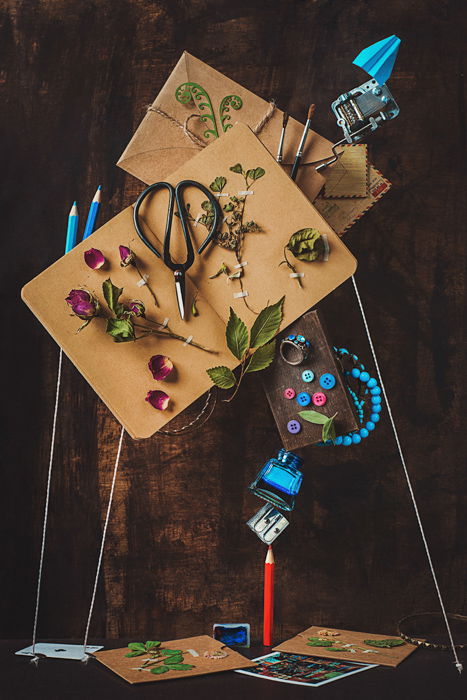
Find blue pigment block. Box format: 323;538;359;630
213;623;250;648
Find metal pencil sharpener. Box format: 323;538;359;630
246;503;289;544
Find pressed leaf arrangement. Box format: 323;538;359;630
124;641;194;674
280;228;326;286
175;82;243;138
207;296;284;401
307;636;405;655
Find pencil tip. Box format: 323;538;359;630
308;103;316;120
97;185;101;190
73;201;77;206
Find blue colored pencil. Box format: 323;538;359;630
65;201;79;254
82;185;101;240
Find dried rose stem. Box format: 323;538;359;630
133;323;217;354
133;260;159;307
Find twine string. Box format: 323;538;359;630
82;425;125;659
30;348;64;664
351;274;463;675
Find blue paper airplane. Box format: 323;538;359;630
353;35;401;86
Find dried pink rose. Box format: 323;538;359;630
65;289;99;319
125;300;145;318
145;389;170;410
119;245;135;267
84;248;106;270
148;355;173;380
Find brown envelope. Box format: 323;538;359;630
93;635;255;684
22;124;356;439
117;51;332;203
273;625;417;668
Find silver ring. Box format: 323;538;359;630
280;334;311;365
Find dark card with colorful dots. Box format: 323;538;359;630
262;310;358;450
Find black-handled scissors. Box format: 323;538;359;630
133;179;220;320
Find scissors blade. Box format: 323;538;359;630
174;274;185;320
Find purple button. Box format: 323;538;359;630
287;420;302;434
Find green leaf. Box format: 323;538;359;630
128;642;146;652
249;297;285;348
106;318;135;343
209;176;226;192
164;654;184;665
191;297;199;317
201;200;214;212
150;665;170;674
299;410;329;425
124;651;146;657
145;641;160;650
322;417;336;443
307;638;333;647
223;203;234;212
229;163;243;174
166;663;194;670
161;649;182;655
364;639;405;648
287;228;324;262
246;340;276;373
226;307;249;360
102;279;123;315
246;166;265;181
206;366;236;389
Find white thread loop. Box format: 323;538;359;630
82;426;125;654
351;274;462;674
31;347;63;658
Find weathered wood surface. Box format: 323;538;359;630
2;0;467;645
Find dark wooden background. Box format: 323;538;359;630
2;0;467;647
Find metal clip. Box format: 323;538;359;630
246;503;289;544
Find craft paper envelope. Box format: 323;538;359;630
93;635;255;684
273;625;417;668
22;125;356;439
117;51;331;203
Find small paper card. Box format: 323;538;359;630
314;166;391;236
273;625;417;668
323;144;368;198
93;635;255;684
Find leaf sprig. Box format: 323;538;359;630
125;640;195;674
299;409;337;443
207;297;284;401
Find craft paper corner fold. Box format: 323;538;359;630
117;51;331;203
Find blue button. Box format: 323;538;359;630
287;420;301;434
297;335;305;342
319;373;336;390
287;334;295;340
301;369;314;383
296;391;311;406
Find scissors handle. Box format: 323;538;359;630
174;180;221;257
133;181;175;259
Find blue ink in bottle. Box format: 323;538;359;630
248;449;303;511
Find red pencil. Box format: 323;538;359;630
263;545;275;646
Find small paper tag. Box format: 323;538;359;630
186;649;199;657
183;335;193;346
136;274;149;287
194;213;201;227
290;272;304;278
161;317;170;329
233;291;248;298
234;261;248;269
215;193;229;197
238;190;253;196
322;233;330;261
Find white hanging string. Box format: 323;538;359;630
30;348;63;664
351;274;463;674
82;425;125;659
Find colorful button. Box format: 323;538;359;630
319;373;336;390
283;387;296;400
301;369;314;383
287;420;301;434
296;391;311;407
312;392;327;407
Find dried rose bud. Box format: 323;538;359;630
119;245;135;267
148;355;173;380
84;248;106;270
125;300;146;318
65;289;99;319
145;389;170;410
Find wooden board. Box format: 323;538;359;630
262;309;358;450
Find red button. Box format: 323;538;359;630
312;392;327;406
284;387;296;399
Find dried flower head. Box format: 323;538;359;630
66;289;99;320
125;300;146;318
119;245;135;267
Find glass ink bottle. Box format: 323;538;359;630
248;448;304;511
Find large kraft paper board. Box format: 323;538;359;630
93;635;255;684
273;625;417;668
22;124;356;439
117;51;331;202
